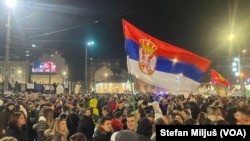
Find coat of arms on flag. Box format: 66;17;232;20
139;39;157;75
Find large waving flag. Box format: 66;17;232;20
211;69;231;86
122;19;211;91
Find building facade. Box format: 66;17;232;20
0;53;68;86
0;60;30;84
88;58;122;91
31;53;68;84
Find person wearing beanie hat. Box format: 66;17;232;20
111;130;138;141
111;111;124;132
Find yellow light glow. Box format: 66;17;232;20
228;34;235;40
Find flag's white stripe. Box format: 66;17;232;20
127;58;200;91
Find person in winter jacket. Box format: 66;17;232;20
6;112;28;141
111;111;123;132
89;96;99;123
91;116;112;141
136;116;153;141
44;118;69;141
0;103;15;138
33;107;54;141
77;108;95;141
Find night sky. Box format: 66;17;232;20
0;0;250;82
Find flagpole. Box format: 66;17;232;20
128;73;137;128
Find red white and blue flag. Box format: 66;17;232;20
122;19;211;91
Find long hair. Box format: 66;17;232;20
10;112;25;126
43;108;54;128
39;106;50;116
45;118;69;141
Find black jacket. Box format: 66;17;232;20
0;103;15;137
6;122;28;141
33;120;49;141
91;125;112;141
77;115;95;141
136;117;153;139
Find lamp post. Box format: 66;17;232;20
85;41;94;93
229;33;244;96
4;0;16;90
63;71;66;85
49;54;53;93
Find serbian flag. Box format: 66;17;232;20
122;19;211;91
211;69;231;86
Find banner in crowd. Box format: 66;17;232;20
122;19;211;91
27;83;34;89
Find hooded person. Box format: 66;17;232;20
148;101;162;119
89;96;99;123
77;108;95;141
0;102;15;138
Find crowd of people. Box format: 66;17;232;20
0;92;249;141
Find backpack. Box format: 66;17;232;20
33;121;49;141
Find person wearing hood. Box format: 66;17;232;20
6;112;28;141
148;101;162;119
91;116;112;141
77;108;95;141
0;102;15;138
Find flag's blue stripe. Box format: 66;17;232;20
125;39;204;82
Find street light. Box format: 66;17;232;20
228;34;235;40
229;33;244;95
4;0;16;90
6;0;17;8
63;71;67;85
49;54;53;93
85;41;94;93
